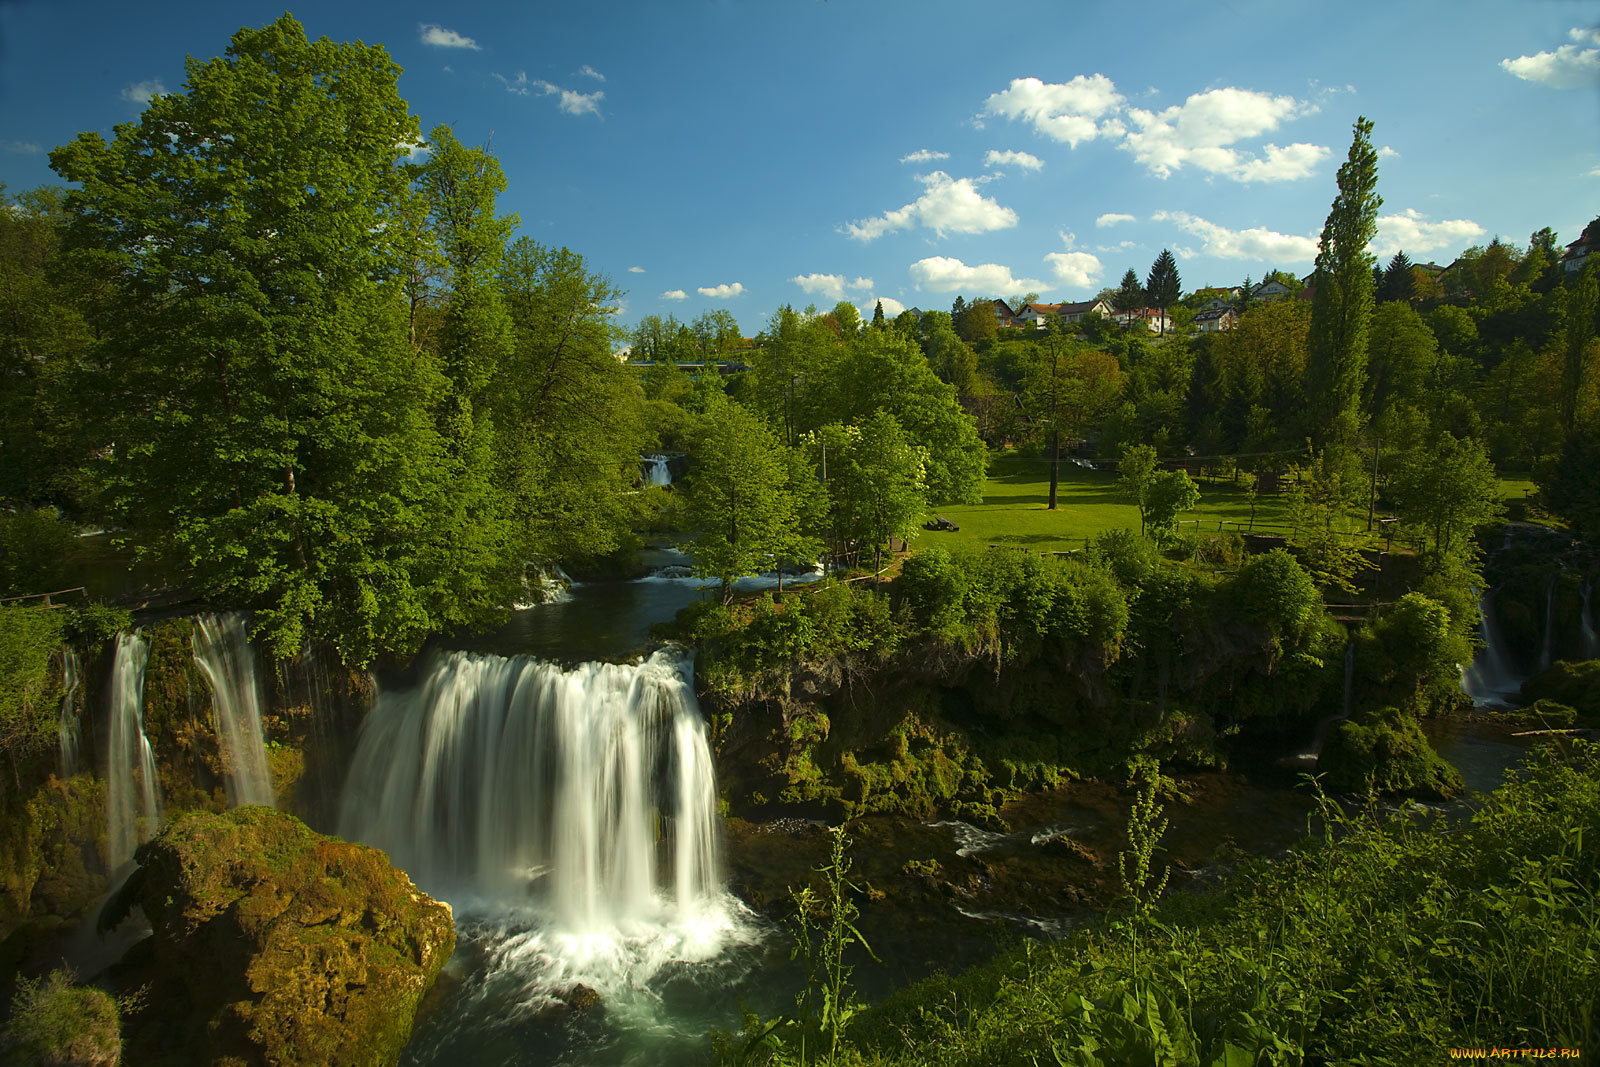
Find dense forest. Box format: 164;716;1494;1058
1;13;1598;1067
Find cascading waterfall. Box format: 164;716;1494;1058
1538;575;1557;674
191;613;275;808
1582;580;1600;661
338;647;723;929
106;632;161;871
1460;589;1523;707
58;645;82;779
641;453;672;489
1343;639;1355;719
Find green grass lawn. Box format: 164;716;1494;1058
915;452;1299;555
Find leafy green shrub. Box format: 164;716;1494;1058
64;602;133;648
0;603;67;761
1319;706;1465;799
1361;591;1471;711
1227;547;1321;638
0;969;120;1066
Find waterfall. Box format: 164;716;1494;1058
1583;580;1600;661
1538;575;1557;674
106;632;161;871
191;613;275;808
338;647;723;931
58;646;82;779
1460;590;1523;707
641;453;672;488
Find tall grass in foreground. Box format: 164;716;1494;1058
719;742;1600;1066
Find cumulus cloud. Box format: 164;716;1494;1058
792;274;873;301
1372;209;1485;257
495;73;604;115
1044;251;1104;290
400;139;432;161
900;149;949;164
698;282;745;299
845;171;1018;242
661;290;687;300
121;79;165;104
2;141;41;155
1122;88;1327;181
909;256;1043;294
982;74;1125;147
864;296;907;319
1152;210;1319;262
1096;212;1136;228
420;24;480;49
1501;28;1600;89
984;149;1044;171
629;266;646;273
1378;145;1400;159
578;64;605;81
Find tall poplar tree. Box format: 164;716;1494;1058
1306;116;1382;449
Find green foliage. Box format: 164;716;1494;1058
1360;592;1470;711
809;414;926;574
1226;549;1321;640
1319;707;1465;799
62;602;132;648
0;969;120;1067
838;743;1600;1067
0;507;74;596
1307;115;1381;449
1390;431;1502;575
0;604;66;763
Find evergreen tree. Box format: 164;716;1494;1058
1114;268;1147;313
1379;251;1414;304
1306;116;1382;450
872;299;886;328
1145;250;1181;335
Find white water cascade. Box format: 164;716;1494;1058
339;648;724;929
641;453;673;489
1538;576;1558;675
1460;590;1523;707
1583;581;1600;661
57;646;82;779
106;632;161;871
191;613;275;808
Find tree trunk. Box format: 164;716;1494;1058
1048;428;1061;510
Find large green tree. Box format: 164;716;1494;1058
1113;269;1147;313
49;16;491;664
1306;116;1382;450
1145;250;1181;335
1022;323;1122;509
680;402;797;602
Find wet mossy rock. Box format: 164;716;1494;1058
1318;708;1465;800
124;807;454;1066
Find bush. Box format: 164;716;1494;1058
0;508;76;597
1227;548;1321;639
0;969;120;1067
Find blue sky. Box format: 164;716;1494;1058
2;0;1597;337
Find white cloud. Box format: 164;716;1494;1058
419;24;480;50
2;141;41;155
791;273;873;301
982;74;1124;147
1044;251;1104;290
578;64;605;81
1372;209;1485;257
1122;88;1327;181
629;266;646;273
661;289;687;301
400;139;432;161
1152;210;1319;263
900;149;949;164
496;73;604;115
909;256;1043;294
1378;145;1400;159
845;171;1018;242
698;282;745;299
1589;166;1600;178
1501;28;1600;89
862;296;907;320
984;149;1044;171
1096;212;1136;228
121;79;165;104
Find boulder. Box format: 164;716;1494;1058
1317;708;1464;800
114;807;453;1066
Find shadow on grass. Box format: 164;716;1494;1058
986;533;1075;545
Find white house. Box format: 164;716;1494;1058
1013;302;1064;327
1058;297;1113;324
1194;306;1238;332
1110;307;1172;333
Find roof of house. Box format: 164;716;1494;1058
1195;307;1235;320
1018;302;1064;315
1059;298;1108;314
